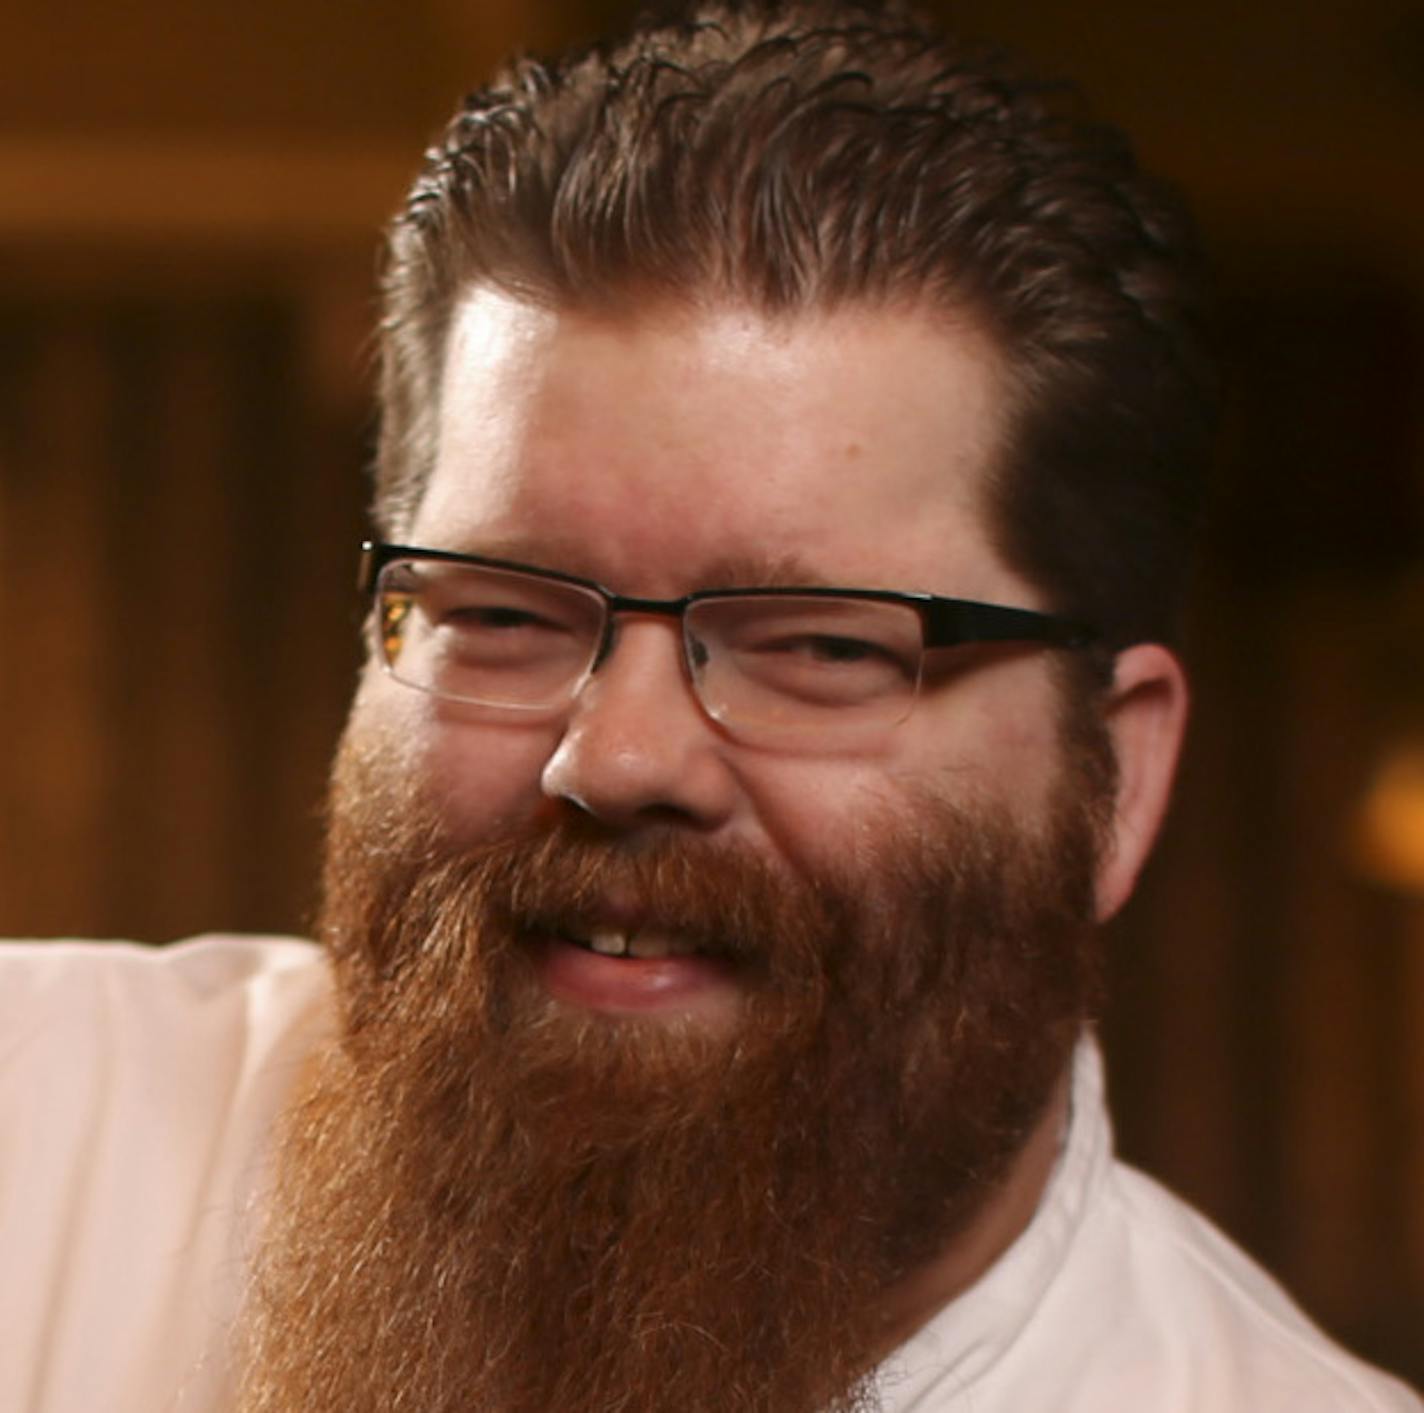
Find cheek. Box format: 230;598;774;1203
931;668;1065;815
724;750;917;881
346;669;561;842
716;670;1067;878
868;664;1065;824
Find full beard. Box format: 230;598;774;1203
237;725;1109;1413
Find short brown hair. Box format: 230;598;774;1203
376;0;1214;648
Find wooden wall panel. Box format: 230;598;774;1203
1105;285;1424;1382
0;281;365;943
0;312;112;931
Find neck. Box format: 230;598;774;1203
871;1057;1074;1360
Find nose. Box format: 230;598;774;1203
540;617;739;830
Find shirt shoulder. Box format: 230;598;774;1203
0;932;323;1022
0;933;331;1118
999;1160;1422;1412
884;1038;1421;1412
0;935;333;1413
1090;1161;1420;1409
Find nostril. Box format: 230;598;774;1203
554;793;708;831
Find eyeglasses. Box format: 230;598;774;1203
359;541;1098;746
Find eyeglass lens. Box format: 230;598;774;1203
375;558;926;735
379;559;605;709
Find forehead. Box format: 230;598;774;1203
413;289;1019;600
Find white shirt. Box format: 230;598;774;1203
0;936;329;1412
0;936;1417;1412
884;1034;1422;1410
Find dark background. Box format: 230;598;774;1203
2;0;1422;1385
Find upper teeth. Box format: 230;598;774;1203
582;928;697;959
588;928;629;956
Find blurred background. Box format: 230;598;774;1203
1;0;1421;1385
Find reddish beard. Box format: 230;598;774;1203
237;730;1107;1413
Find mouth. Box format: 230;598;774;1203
522;914;743;1022
564;925;704;961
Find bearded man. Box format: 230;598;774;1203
2;3;1420;1411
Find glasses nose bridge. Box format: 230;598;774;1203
588;590;693;674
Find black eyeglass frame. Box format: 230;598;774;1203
358;540;1099;660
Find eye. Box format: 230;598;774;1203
786;634;884;664
743;628;907;675
445;604;552;631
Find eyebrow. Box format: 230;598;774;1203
461;538;840;593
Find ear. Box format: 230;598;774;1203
1093;643;1189;923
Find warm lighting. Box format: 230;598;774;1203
1351;740;1424;894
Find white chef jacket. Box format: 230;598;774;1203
883;1029;1422;1410
0;936;328;1411
0;936;1418;1412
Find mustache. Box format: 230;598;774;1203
493;823;832;963
324;804;854;1013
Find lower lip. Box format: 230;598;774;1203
533;936;742;1023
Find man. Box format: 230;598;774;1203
2;2;1419;1410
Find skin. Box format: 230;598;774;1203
345;285;1188;1334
